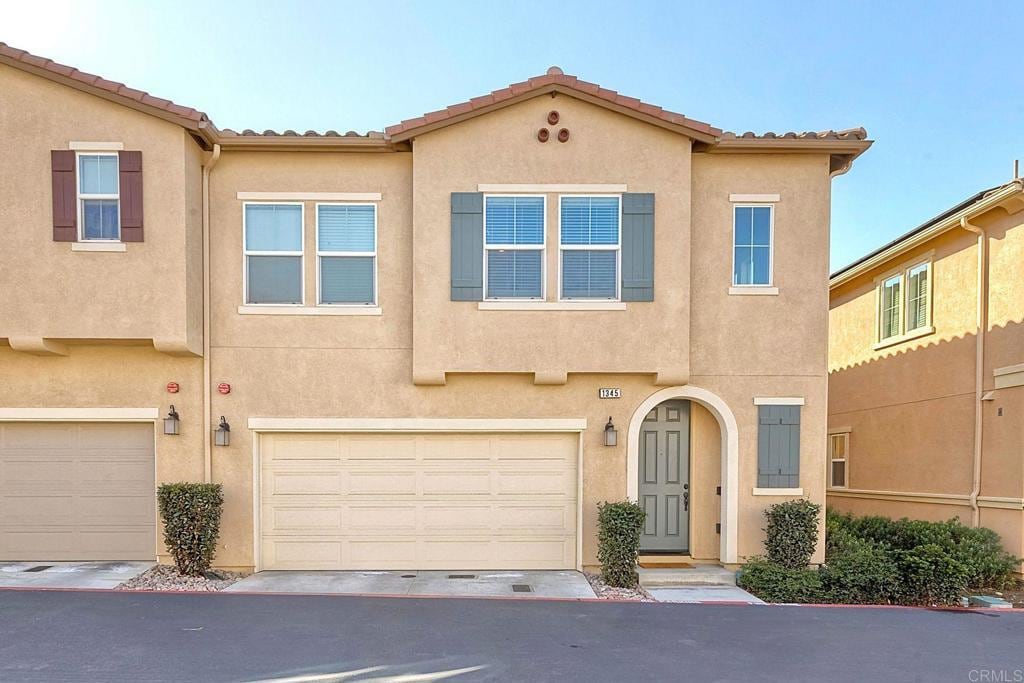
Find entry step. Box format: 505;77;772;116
637;565;737;588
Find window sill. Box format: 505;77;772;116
237;305;382;316
752;487;804;496
478;301;627;311
872;325;935;351
71;242;126;252
728;286;778;296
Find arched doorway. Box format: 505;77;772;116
626;386;739;564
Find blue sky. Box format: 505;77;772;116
4;0;1021;270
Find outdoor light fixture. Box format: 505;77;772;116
604;416;617;447
215;416;231;447
163;405;180;436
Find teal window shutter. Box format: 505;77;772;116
451;192;484;301
621;193;654;301
757;405;801;488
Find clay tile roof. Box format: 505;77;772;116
0;41;208;128
384;65;724;141
720;127;869;142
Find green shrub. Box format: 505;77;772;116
737;558;822;603
819;530;900;604
597;501;646;588
764;499;821;569
157;483;224;576
894;543;968;605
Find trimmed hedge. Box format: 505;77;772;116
764;499;821;569
597;501;646;588
157;483;224;576
739;508;1019;606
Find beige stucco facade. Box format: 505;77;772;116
0;53;870;570
828;184;1024;566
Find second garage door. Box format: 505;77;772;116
259;432;578;570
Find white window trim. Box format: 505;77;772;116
237;192;381;201
752;487;804;496
731;203;774;288
315;202;378;307
242;201;305;307
71;242;127;252
69;141;123;151
828;431;849;489
730;193;780;203
478;183;627;193
482;194;547;301
237;305;381;316
76;151;120;242
557;194;622;302
728;286;779;296
478;301;626;311
873;254;934;347
753;396;805;406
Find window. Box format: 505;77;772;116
244;203;303;305
317;204;376;305
78;153;119;240
733;206;772;286
484;196;544;299
560;196;620;300
877;261;931;342
757;405;800;488
829;433;849;488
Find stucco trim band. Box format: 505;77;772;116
235;192;383;201
752;487;804;496
828;488;1023;510
625;385;739;564
478;301;626;311
477;184;628;193
994;363;1024;390
752;396;805;406
69;141;124;151
0;408;159;421
729;193;780;202
237;306;382;316
247;417;588;432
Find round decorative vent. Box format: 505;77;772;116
547;110;560;125
537;128;550;142
557;128;570;143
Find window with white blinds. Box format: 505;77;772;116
559;196;620;300
317;204;377;305
484;196;545;299
244;203;304;305
877;260;931;343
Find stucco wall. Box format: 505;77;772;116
0;65;203;350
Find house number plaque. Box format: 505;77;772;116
598;388;622;399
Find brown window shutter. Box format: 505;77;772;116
119;150;143;242
51;150;77;241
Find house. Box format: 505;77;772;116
828;179;1024;566
0;42;870;572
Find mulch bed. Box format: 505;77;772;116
116;564;246;592
584;572;655;601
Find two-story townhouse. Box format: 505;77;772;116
828;179;1024;567
0;43;870;572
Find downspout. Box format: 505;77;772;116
960;215;987;526
202;144;222;483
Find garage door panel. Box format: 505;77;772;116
0;423;156;562
260;432;578;570
265;435;345;462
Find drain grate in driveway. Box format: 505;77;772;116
512;584;533;593
447;574;476;579
23;566;53;573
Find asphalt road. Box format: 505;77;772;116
0;589;1021;682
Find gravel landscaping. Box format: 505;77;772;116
116;565;246;592
585;572;655;601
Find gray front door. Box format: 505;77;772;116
638;400;690;552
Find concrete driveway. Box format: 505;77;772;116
225;569;597;599
0;589;1020;682
0;562;152;589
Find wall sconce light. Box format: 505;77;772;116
215;416;231;447
604;416;617;447
163;405;180;436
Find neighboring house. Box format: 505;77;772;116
828;180;1024;566
0;42;871;572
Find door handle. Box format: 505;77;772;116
683;490;689;512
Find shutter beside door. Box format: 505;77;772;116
621;192;654;302
51;150;77;242
757;405;801;488
451;192;483;301
119;151;144;242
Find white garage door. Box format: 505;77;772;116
259;432;578;570
0;422;156;561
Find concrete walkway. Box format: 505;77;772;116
0;561;153;589
648;585;764;604
225;569;597;599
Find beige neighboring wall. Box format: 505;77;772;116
0;64;203;354
828;192;1024;562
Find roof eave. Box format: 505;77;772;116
212;134;405;152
